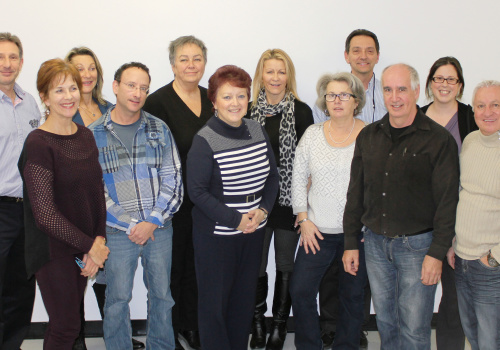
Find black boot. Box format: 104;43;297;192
93;283;145;349
266;271;292;350
73;298;87;350
250;274;268;349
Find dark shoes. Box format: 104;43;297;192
250;274;268;349
359;330;368;348
72;334;87;350
132;338;145;349
321;331;335;350
178;330;201;350
175;337;185;350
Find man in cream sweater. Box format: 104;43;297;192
452;80;500;350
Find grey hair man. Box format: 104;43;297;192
313;29;386;124
342;63;460;349
0;32;40;349
453;80;500;350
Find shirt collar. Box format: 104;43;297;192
377;107;431;138
102;106;148;131
0;83;25;102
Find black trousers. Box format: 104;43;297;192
319;253;371;333
0;202;36;350
171;213;198;332
194;229;264;350
436;258;465;350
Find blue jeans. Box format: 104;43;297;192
290;233;367;350
455;255;500;350
103;224;175;350
364;229;436;350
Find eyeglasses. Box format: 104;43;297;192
432;77;459;85
120;81;149;94
324;92;356;102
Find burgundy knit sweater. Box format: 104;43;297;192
18;124;106;277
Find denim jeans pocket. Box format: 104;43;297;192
477;258;500;271
404;231;432;252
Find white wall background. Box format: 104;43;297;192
5;0;499;321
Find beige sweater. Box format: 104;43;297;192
454;130;500;261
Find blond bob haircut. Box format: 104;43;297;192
316;72;366;116
251;49;300;108
65;47;105;105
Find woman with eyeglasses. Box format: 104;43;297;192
246;48;313;350
289;72;368;350
421;56;477;350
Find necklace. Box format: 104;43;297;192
79;103;99;121
328;118;355;144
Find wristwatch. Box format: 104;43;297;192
487;251;499;267
258;207;268;220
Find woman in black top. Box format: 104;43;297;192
421;56;477;350
142;35;211;350
247;49;313;350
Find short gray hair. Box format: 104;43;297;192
316;72;366;116
382;63;420;91
0;32;23;59
472;80;500;110
168;35;207;66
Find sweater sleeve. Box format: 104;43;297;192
292;126;313;214
187;135;243;229
22;140;94;252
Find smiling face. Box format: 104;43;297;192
473;85;500;136
382;65;419;127
326;81;358;119
213;82;248;127
431;64;462;105
171;43;205;85
43;74;80;119
262;58;287;104
0;41;23;91
112;67;149;117
70;54;98;96
345;35;379;77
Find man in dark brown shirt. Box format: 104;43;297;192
342;64;459;350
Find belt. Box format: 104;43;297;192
393;228;432;238
0;196;23;203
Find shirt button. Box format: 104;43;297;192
383;213;386;217
389;153;392;156
385;172;388;176
382;193;386;196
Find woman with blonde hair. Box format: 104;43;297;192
247;48;313;350
65;47;112;126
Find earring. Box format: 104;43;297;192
324;109;330;116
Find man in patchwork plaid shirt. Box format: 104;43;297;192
89;62;183;350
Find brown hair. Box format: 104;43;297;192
208;65;252;105
37;58;82;112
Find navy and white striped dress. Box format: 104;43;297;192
187;116;279;236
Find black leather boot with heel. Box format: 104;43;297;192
266;271;292;350
250;273;269;349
